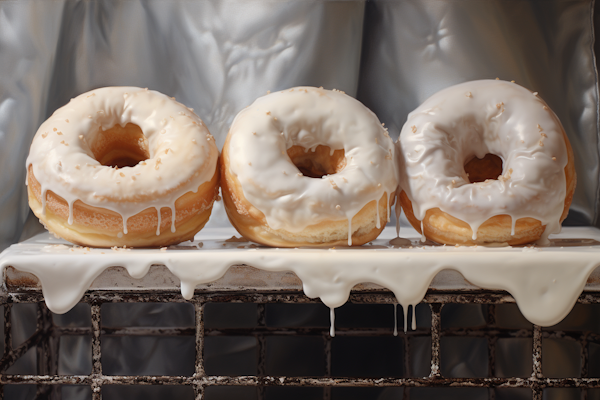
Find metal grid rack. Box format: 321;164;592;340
1;289;599;400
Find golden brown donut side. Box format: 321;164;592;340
28;165;220;248
400;126;576;246
220;134;392;247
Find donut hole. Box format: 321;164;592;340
464;153;504;183
89;123;150;168
287;145;346;178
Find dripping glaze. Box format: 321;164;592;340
2;228;600;329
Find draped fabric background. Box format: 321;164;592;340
358;0;599;227
0;1;598;399
0;0;366;249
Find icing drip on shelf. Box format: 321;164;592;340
1;229;600;329
227;87;398;244
330;308;336;338
397;80;569;244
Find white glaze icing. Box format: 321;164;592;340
227;87;398;245
26;87;218;236
330;308;335;337
397;80;568;243
1;227;600;329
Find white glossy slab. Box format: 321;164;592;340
3;226;600;293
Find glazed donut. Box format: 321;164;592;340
26;87;219;248
221;87;398;247
397;80;576;246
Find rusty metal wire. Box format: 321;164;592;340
0;289;598;399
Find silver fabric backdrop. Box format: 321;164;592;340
0;0;365;250
359;0;599;227
0;1;597;400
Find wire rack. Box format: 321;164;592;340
1;289;600;400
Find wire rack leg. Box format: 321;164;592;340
194;302;205;400
91;304;102;400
